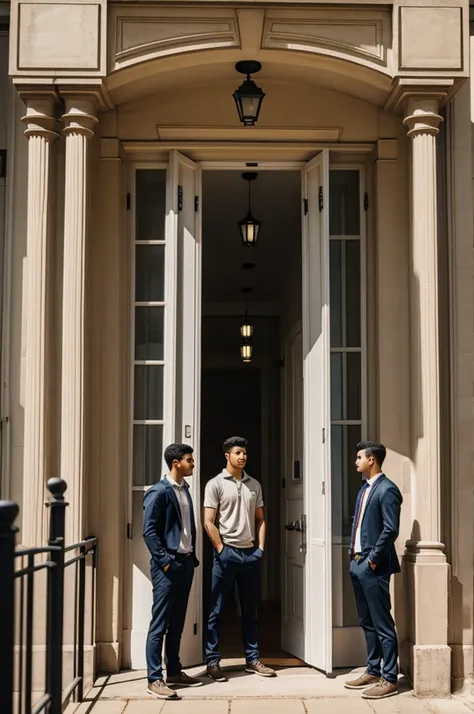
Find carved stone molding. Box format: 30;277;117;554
109;6;239;71
262;9;391;70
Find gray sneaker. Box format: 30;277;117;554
147;679;178;699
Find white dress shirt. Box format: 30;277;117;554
354;473;382;554
167;475;193;554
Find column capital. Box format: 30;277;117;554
402;96;443;138
20;93;60;141
61;94;99;138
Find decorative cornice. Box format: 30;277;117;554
385;77;455;114
58;83;114;112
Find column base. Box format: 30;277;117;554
413;644;452;697
97;640;122;673
401;545;451;696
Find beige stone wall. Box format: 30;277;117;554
447;78;474;691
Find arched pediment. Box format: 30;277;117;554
107;6;393;105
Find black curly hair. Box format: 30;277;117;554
222;436;248;453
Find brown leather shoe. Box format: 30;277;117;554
245;660;276;677
344;672;381;689
167;671;203;688
362;678;398;699
206;663;227;682
147;680;178;699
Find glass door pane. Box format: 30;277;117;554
132;168;167;487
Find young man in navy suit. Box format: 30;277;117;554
345;441;402;700
143;443;203;699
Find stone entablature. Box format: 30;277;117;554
8;1;469;100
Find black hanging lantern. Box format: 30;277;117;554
233;60;265;127
239;172;261;246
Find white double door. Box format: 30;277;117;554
130;151;332;674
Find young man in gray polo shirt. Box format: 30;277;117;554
203;436;276;681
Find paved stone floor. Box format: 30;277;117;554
64;662;474;714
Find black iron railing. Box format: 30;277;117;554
0;478;98;714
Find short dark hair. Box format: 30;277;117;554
222;436;248;453
357;441;386;468
164;443;193;469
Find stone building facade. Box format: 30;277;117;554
0;0;473;700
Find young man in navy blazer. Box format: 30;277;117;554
345;441;403;700
143;443;203;699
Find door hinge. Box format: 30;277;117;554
322;481;326;495
364;192;369;211
126;522;132;540
319;186;324;212
303;198;308;215
195;195;199;212
193;623;198;635
178;185;183;212
126;192;131;211
322;427;326;443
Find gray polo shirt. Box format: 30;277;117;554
204;469;264;548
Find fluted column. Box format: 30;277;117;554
21;97;59;546
60;97;98;545
403;97;444;553
403;95;450;697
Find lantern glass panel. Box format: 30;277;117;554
241;322;253;338
241;343;252;361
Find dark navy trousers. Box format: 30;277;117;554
205;544;262;665
350;557;398;684
146;554;194;682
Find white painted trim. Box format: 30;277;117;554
301;150;332;672
165;156;178;452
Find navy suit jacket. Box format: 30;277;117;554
349;474;403;576
143;478;199;570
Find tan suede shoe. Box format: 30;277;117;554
362;678;398;699
344;672;381;689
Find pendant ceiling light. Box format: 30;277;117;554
240;310;253;339
240;340;252;363
239;172;261;246
233;60;265;127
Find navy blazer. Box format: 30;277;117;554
143;478;199;570
349;474;403;576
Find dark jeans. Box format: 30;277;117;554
146;554;194;682
350;557;398;684
205;544;262;665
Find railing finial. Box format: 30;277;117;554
47;477;67;501
0;500;19;528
